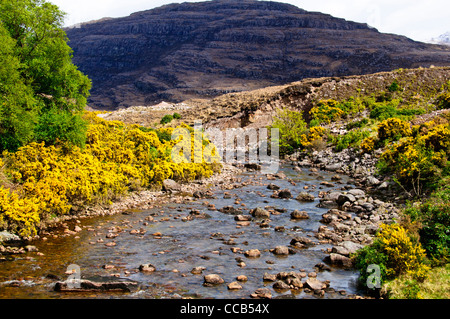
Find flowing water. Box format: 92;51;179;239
0;164;364;299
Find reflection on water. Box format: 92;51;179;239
0;165;363;299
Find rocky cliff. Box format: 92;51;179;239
66;0;450;109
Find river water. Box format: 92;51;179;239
0;164;364;299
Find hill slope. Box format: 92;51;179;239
66;0;450;109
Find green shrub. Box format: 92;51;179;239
160;114;174;125
173;113;182;120
332;129;370;152
271;108;307;155
388;80;401;93
436;92;450;109
404;181;450;265
34;110;88;148
370;103;398;120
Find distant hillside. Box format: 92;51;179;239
100;66;450;129
66;0;450;110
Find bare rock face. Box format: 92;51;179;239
65;0;450;109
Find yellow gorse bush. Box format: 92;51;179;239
377;223;430;281
299;126;328;148
310;99;345;124
377;118;412;142
0;112;221;237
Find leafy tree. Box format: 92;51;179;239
0;24;38;151
0;0;91;151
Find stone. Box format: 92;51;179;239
272;246;289;256
244;249;261;258
267;183;280;190
237;275;248;282
191;266;206;274
296;192;315;202
290;210;309;220
277;189;292;199
203;274;224;286
263;273;277;281
341;241;364;255
250;207;270;219
162;179;182;192
227;281;243;290
290;236;312;247
287;277;303;289
304;278;326;291
348;189;366;198
273;280;290;290
326;253;353;268
0;231;20;243
139;263;156;273
251;288;272;299
219;206;242;215
234;214;252;221
336;194;356;206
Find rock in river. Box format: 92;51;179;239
250;207;270;219
296;192;315;202
203;274;224;286
290;210;309;220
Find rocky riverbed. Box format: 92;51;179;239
0;152;400;299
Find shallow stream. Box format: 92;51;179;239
0;164;364;299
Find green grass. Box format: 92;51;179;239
383;264;450;299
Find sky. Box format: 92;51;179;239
49;0;449;43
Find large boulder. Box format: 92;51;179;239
296;192;315;202
162;179;182;192
250;207;271;219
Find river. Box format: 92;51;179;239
0;164;365;299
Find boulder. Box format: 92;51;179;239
296;192;315;202
244;249;261;258
348;189;366;198
326;253;353;268
227;281;242;290
273;280;290;290
290;210;309;220
251;288;272;299
162;179;182;192
203;274;225;286
304;278;326;291
290;236;313;247
336;194;356;206
139;264;156;273
191;266;206;274
277;189;292;199
250;207;271;219
272;246;290;256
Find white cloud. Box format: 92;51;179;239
49;0;450;42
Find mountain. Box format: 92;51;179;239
430;32;450;46
65;0;450;110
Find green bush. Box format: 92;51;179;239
404;181;450;265
34;109;88;148
388;80;401;93
173;113;182;120
332;129;370;152
370;103;398;120
160;115;174;125
271;109;307;155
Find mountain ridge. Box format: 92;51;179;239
65;0;450;110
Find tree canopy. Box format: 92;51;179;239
0;0;91;152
